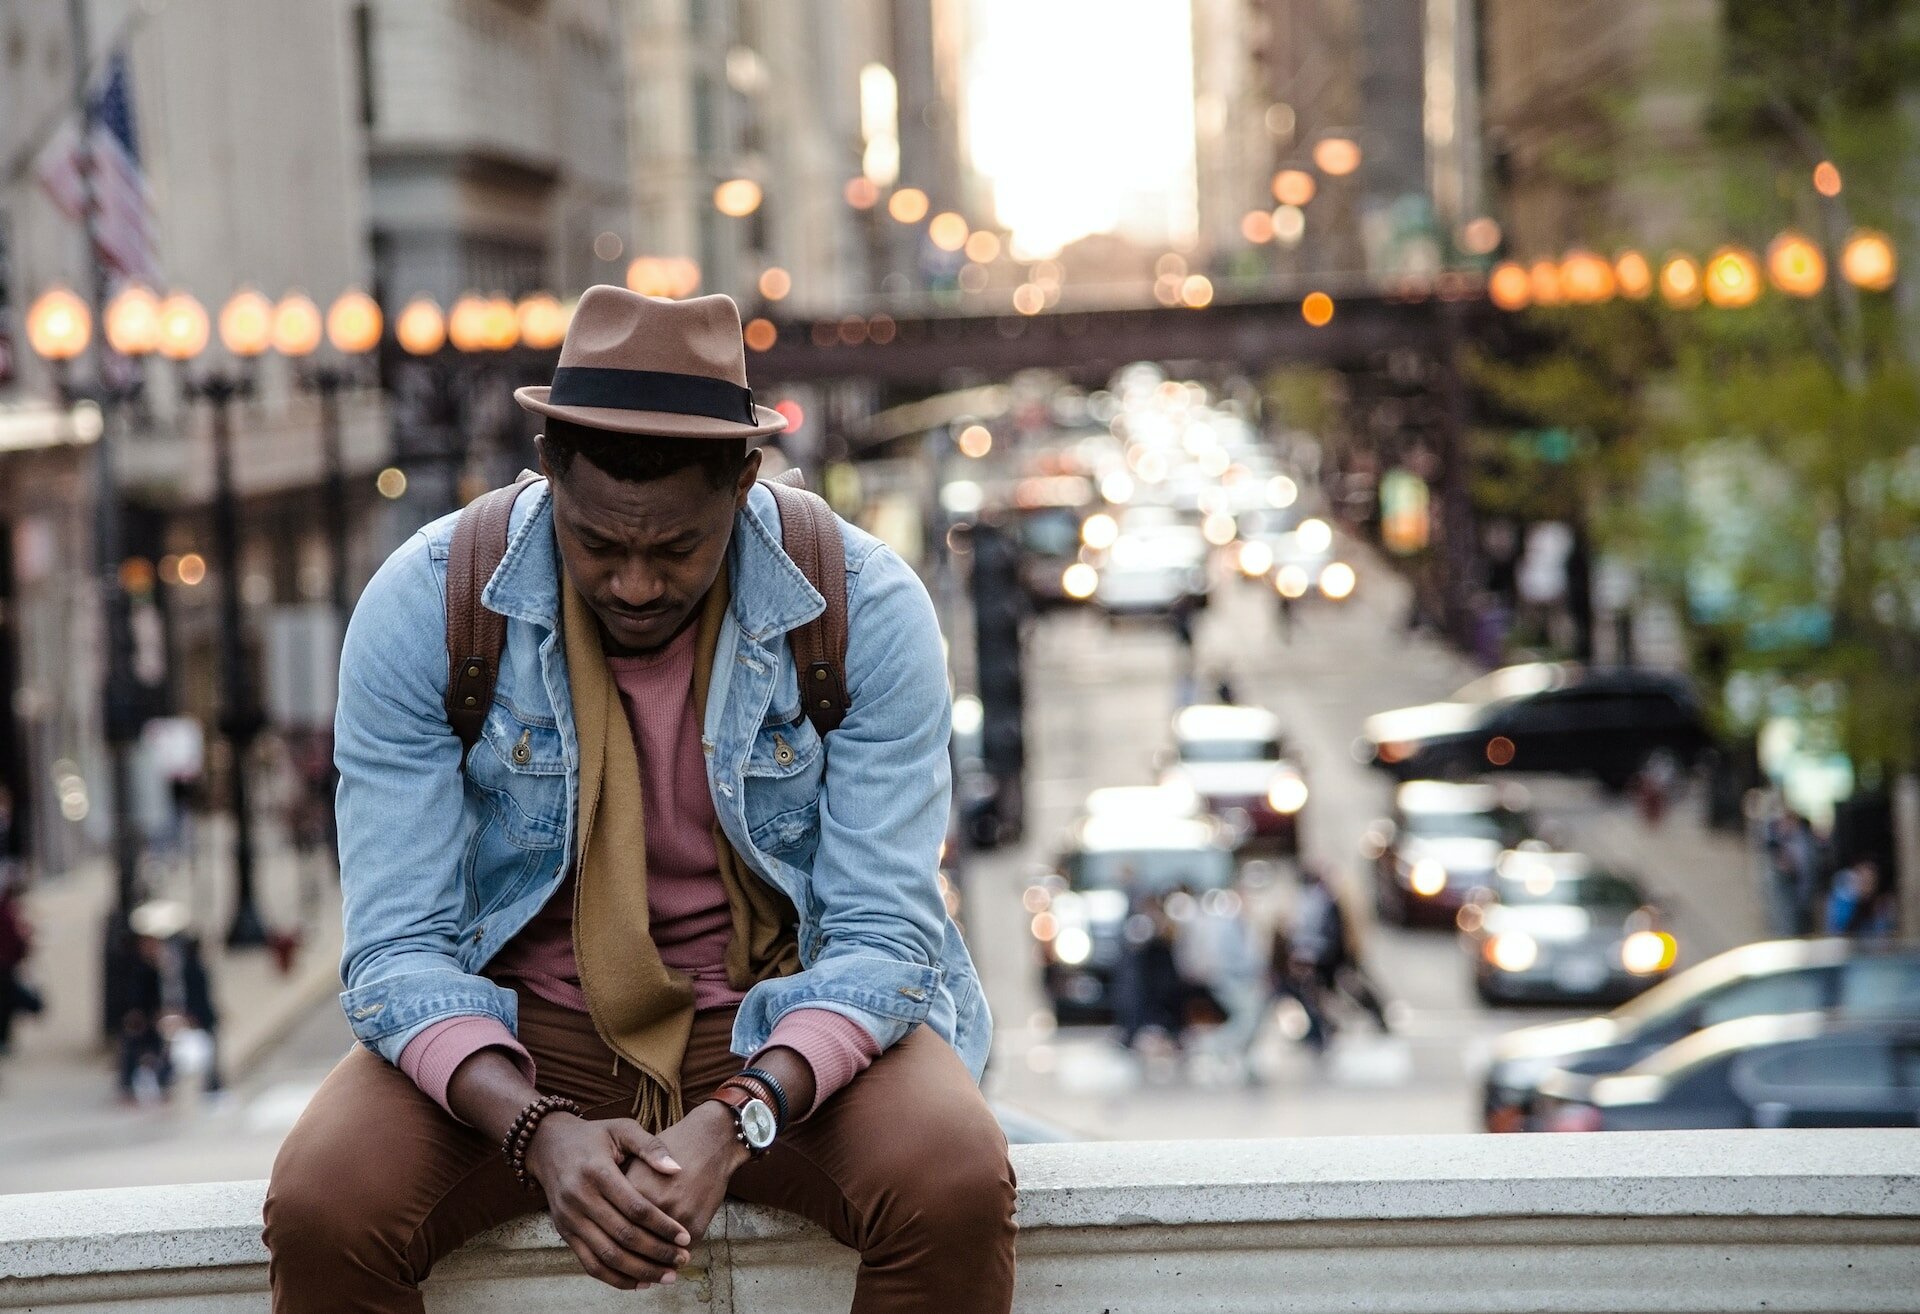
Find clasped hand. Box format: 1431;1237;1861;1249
527;1102;746;1290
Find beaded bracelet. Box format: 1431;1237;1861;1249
503;1093;583;1192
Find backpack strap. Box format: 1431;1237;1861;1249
763;470;851;737
445;472;541;765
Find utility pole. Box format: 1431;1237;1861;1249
63;0;148;1039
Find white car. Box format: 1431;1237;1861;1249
1091;521;1208;616
1160;704;1306;853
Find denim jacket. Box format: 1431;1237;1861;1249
333;480;989;1079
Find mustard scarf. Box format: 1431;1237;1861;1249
562;568;799;1130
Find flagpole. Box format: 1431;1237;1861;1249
64;0;149;1041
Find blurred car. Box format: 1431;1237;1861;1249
1359;662;1714;791
1027;806;1238;1024
1008;477;1095;611
1159;704;1306;854
1084;509;1210;618
1363;780;1534;926
1480;938;1920;1131
1268;520;1358;605
1533;1013;1920;1131
1457;849;1677;1006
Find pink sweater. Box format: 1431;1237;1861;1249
400;618;876;1122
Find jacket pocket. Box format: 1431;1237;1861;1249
466;710;568;850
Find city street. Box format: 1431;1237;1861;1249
0;528;1763;1190
972;534;1761;1140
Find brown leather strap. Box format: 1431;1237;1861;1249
763;472;851;736
445;472;540;765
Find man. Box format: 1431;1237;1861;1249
264;287;1013;1313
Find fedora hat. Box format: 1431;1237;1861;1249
514;285;787;439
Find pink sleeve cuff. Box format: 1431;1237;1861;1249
398;1017;536;1120
754;1008;882;1120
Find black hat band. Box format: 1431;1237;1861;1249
548;365;757;425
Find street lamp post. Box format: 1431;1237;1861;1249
26;285;154;1039
277;290;383;638
160;290;270;948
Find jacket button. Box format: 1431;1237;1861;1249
463;695;478;707
814;669;827;681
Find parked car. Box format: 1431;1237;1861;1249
1457;849;1677;1007
1359;663;1713;791
1008;479;1094;611
1479;938;1920;1131
1160;704;1307;854
1086;509;1210;618
1028;805;1238;1024
1533;1013;1920;1131
1363;780;1534;926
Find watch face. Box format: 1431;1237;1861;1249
740;1097;777;1149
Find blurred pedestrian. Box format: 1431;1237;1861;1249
1762;808;1823;937
1213;672;1238;706
117;933;173;1104
1115;890;1185;1053
1274;587;1295;645
1176;880;1270;1081
1288;865;1391;1042
0;867;41;1057
1825;856;1895;941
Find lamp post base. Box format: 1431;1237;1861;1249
224;899;269;949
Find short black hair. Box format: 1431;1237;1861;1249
540;417;749;491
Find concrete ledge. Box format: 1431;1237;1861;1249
4;1131;1918;1312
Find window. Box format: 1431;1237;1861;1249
1696;969;1830;1028
1742;1039;1890;1092
1840;959;1920;1014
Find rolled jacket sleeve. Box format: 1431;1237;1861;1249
334;531;521;1063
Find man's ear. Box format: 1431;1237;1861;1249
534;434;553;482
735;446;764;507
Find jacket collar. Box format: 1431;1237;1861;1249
481;479;824;644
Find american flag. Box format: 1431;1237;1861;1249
34;51;162;290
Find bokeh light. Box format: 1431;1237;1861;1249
1812;161;1842;197
964;230;1002;263
1704;246;1761;308
1614;250;1653;299
744;318;778;352
395;297;446;355
1841;230;1896;291
1240;210;1274;243
887;187;930;224
1659;255;1702;308
218;289;274;357
1766;232;1826;297
1559;250;1616;303
713;178;763;217
1312;137;1361;176
1301;291;1334;326
26;287;91;361
1271;169;1315;207
1488;261;1531;311
271;293;324;357
156;292;211;361
928;212;970;252
327;291;383;354
104;285;162;357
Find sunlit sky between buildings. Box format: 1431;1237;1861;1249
965;0;1199;260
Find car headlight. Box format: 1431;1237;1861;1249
1620;930;1677;975
1061;562;1099;599
1486;931;1539;973
1266;775;1309;814
1053;927;1092;965
1318;561;1356;600
1409;858;1448;897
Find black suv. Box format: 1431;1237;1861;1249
1361;663;1712;791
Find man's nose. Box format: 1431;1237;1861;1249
608;560;667;608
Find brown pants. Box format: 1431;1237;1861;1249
263;988;1016;1313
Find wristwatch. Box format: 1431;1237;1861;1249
709;1082;779;1156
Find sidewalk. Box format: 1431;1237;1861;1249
1;814;344;1121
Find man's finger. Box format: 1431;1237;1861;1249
604;1117;682;1173
580;1189;688;1270
592;1161;693;1247
565;1216;673;1288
